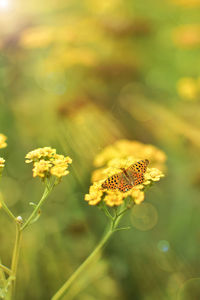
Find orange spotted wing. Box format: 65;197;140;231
102;159;149;193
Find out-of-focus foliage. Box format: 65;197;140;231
0;0;200;299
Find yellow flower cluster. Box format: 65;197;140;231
172;24;200;49
25;147;56;163
0;158;5;169
177;77;200;101
94;140;166;169
0;134;7;149
25;147;72;179
85;140;166;207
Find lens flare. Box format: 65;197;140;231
0;0;9;9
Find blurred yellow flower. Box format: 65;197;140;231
20;27;54;49
26;147;72;179
177;77;199;100
94;140;166;168
0;157;5;169
52;48;98;68
131;188;144;205
0;134;7;149
169;0;200;7
172;25;200;48
85;140;166;207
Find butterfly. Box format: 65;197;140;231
102;159;149;193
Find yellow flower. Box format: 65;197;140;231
50;155;72;177
177;77;198;101
20;27;54;49
85;140;166;207
131;188;144;205
0;157;5;167
51;154;72;166
25;147;72;179
172;25;200;49
33;160;52;178
104;191;124;207
85;182;103;206
50;166;69;178
94;140;166;168
0;157;5;175
144;168;165;184
25;147;56;163
0;157;5;169
0;134;7;149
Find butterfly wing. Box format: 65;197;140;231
128;159;149;173
126;159;149;186
118;177;133;192
102;159;149;192
132;172;145;186
102;172;122;190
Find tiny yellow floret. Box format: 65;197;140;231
33;160;52;178
0;134;7;149
0;157;5;168
0;157;5;176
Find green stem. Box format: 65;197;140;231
102;206;114;220
9;223;22;299
0;258;8;291
0;263;12;276
116;206;130;218
0;196;16;222
21;181;54;231
51;211;124;300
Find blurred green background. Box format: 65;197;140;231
1;0;200;299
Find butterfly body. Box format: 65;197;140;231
102;159;149;193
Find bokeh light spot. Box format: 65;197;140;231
0;0;9;9
178;278;200;300
131;202;158;231
157;240;170;252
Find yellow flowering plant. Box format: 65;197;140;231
0;136;166;300
0;137;72;300
52;140;166;300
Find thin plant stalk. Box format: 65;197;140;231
21;180;54;231
9;223;22;300
5;180;55;300
51;209;127;300
0;259;8;289
0;263;12;276
0;196;16;222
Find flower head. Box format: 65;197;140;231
85;140;166;207
94;139;166;169
25;147;72;179
0;157;5;176
0;158;5;175
0;134;7;149
177;77;199;101
32;160;52;178
0;157;5;168
25;147;56;163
